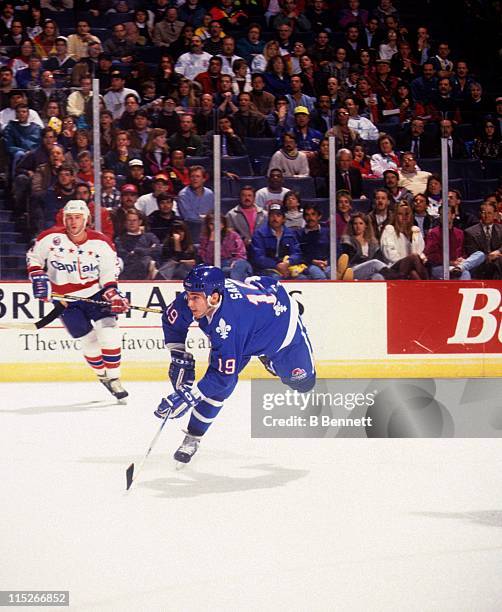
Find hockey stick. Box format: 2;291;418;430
52;293;163;314
126;413;171;490
0;301;66;331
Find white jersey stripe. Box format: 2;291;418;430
278;290;299;352
192;408;217;424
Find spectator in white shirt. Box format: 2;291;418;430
217;36;245;75
103;70;139;120
255;168;290;209
345;97;379;141
268;132;310;177
135;174;178;217
379;30;399;61
0;90;43;131
370;134;401;177
398;152;432;196
174;35;212;81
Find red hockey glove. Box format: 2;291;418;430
103;288;130;314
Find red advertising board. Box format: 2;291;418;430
387;281;502;354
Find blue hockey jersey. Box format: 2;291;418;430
162;279;300;401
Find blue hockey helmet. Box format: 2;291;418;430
183;264;225;297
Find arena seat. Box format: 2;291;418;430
352;199;372;213
302;198;329;220
185;156;211;172
362;178;384;198
484;159;502;180
449;159;483;181
220;177;234;197
314;177;327;197
233;176;268;195
447;178;465;193
418;158;441;174
251;155;271;176
221;198;235;214
244;138;279;157
460;200;482;219
283;177;316;198
455;124;475;142
221;155;253;177
467;178;498;200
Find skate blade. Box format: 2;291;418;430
117;398;128;405
125;463;135;490
175;461;187;471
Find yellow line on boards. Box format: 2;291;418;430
0;359;501;382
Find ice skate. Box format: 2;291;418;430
258;355;277;376
98;375;129;403
174;431;201;466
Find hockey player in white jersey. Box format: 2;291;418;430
155;264;316;463
26;200;130;401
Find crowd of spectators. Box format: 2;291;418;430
0;0;501;280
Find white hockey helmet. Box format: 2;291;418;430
62;199;90;223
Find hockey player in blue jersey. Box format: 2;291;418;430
155;264;316;463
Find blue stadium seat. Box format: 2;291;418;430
449;159;483;180
418;158;441;174
362;178;384;198
92;28;110;42
361;139;379;155
185;156;211;172
51;12;76;28
293;32;315;46
484;159;502;180
314;176;327;197
220;177;233;197
283;177;316;198
234;176;268;195
460;200;482;219
60;27;77;37
221;155;253;177
467;179;498;200
352;199;372;213
108;14;134;26
455;124;475;142
75;12;109;28
244;138;279;157
252;155;271;175
448;178;465;194
221;198;236;214
424;122;439;139
302;198;329;220
375;123;400;140
136;46;164;63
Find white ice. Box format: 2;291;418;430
1;380;502;612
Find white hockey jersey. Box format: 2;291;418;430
27;226;119;297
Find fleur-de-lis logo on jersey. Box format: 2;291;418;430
273;301;287;317
216;318;231;339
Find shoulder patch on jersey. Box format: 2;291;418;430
216;317;232;340
273;301;287;317
36;225;66;241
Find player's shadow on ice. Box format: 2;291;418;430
414;510;502;529
0;400;118;414
142;462;308;498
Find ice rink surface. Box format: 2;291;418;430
1;380;502;612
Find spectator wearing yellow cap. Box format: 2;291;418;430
276;106;323;155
